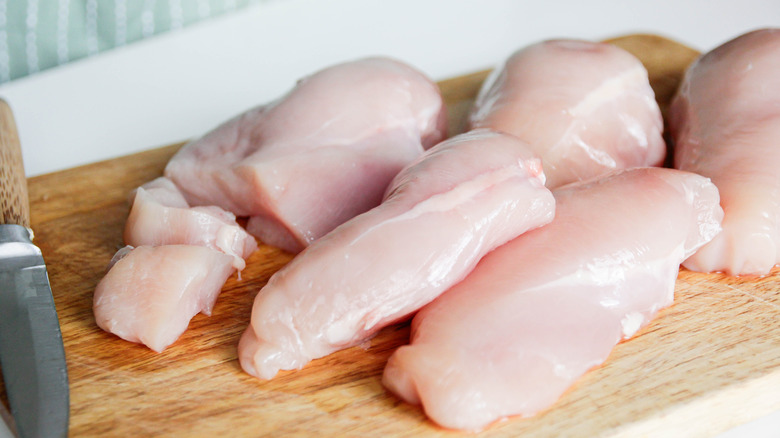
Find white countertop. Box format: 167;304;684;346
0;1;779;436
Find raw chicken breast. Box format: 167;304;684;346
165;57;447;253
670;28;780;276
469;39;666;188
382;167;723;431
130;176;189;208
93;245;235;352
238;130;555;379
124;177;257;271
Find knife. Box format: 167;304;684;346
0;99;69;437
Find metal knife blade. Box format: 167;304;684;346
0;99;69;438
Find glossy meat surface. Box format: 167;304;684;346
670;28;780;276
93;245;235;352
238;130;555;379
165;57;447;253
124;177;257;270
469;39;665;188
382;168;723;431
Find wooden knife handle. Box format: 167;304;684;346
0;99;30;227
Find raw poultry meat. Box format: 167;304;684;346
670;28;780;276
97;177;256;351
469;39;666;188
165;57;447;253
124;177;257;271
382;167;723;431
93;245;236;352
238;130;556;380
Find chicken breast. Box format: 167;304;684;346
93;245;236;352
382;167;723;431
124;177;257;271
238;130;555;380
670;28;780;276
469;39;666;188
165;57;447;253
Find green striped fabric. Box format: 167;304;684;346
0;0;265;83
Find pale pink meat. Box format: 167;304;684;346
130;176;189;208
124;177;257;271
93;245;236;352
469;39;666;188
238;130;555;380
165;57;447;253
382;168;723;431
670;28;780;276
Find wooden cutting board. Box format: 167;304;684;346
2;34;780;437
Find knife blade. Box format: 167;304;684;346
0;99;69;438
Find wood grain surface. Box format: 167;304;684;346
2;34;780;437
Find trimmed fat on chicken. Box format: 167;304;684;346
670;28;780;276
124;177;257;271
469;39;666;188
165;57;447;253
382;167;723;431
238;130;556;379
93;245;236;352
